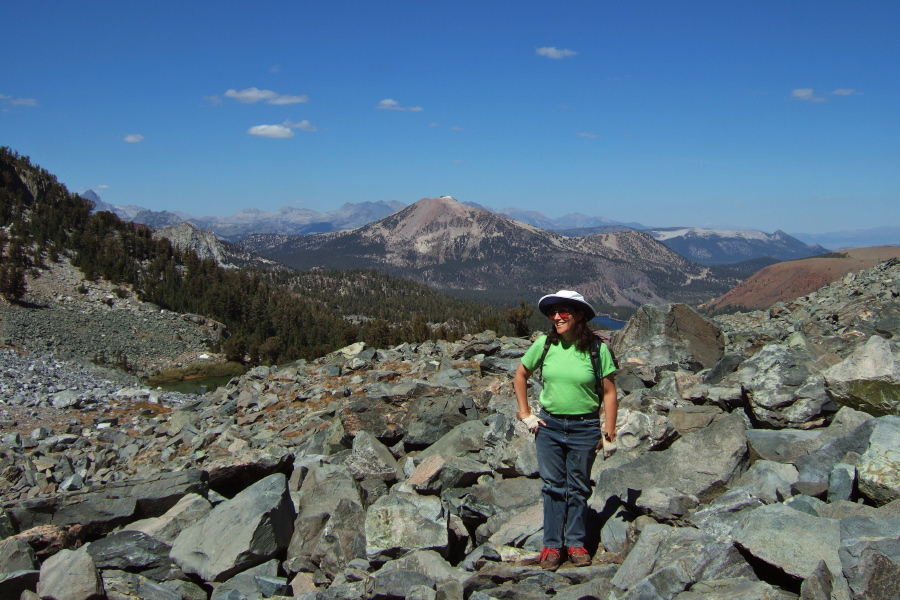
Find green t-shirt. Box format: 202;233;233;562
521;335;617;415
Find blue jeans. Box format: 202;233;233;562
535;409;601;549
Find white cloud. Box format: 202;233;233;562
831;89;861;96
269;65;282;73
283;119;317;132
0;94;38;107
791;88;826;102
577;132;600;138
124;134;144;143
536;47;577;59
248;124;294;138
247;119;317;138
376;98;424;112
203;95;222;105
225;87;309;104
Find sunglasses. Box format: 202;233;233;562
547;308;573;318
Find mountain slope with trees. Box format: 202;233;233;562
0;148;509;367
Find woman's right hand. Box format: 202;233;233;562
518;412;544;432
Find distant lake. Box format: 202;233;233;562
592;315;627;330
153;375;234;395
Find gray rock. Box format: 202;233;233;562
825;335;900;416
828;463;857;503
0;570;40;600
593;412;748;507
674;577;796;599
745;428;823;464
800;560;834;600
796;418;879;487
121;493;212;544
83;530;175;578
0;537;38;572
292;463;361;520
418;420;487;460
170;473;295;582
364;489;447;560
401;395;475;448
407;454;491;495
856;415;900;505
839;537;900;600
739;344;834;428
209;559;280;600
345;430;400;482
611;523;753;598
727;460;799;505
614;303;725;373
38;548;105;600
632;487;699;522
688;489;765;542
285;497;366;578
100;569;182;600
732;503;841;580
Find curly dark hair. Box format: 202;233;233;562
546;306;595;352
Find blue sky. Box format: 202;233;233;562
1;1;897;234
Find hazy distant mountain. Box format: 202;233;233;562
240;196;740;311
81;190;153;221
790;227;900;250
462;201;645;231
645;227;829;265
126;201;407;241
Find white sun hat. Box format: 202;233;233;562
538;290;596;321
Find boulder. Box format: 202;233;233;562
83;530;177;580
610;523;753;599
120;493;212;545
0;537;38;572
37;548;105;600
732;504;841;581
407;455;492;495
0;570;40;600
856;415;900;505
673;577;797;599
169;473;295;582
825;336;900;416
614;303;725;373
401;395;476;448
726;460;799;505
592;412;748;507
364;489;448;560
345;430;400;482
100;570;182;600
739;344;834;428
285;498;366;577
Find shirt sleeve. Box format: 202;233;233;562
520;335;547;371
599;343;617;378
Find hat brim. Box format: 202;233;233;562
538;295;596;321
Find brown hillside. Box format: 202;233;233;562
702;246;900;312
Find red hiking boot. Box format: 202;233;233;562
538;547;562;571
568;546;592;567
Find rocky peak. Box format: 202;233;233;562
154;222;235;269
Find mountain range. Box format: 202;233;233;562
87;192;846;265
239;196;742;315
642;227;830;265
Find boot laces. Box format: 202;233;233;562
539;547;561;561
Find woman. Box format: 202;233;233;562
513;290;618;571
